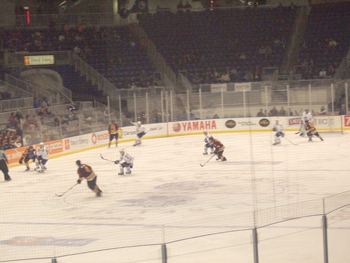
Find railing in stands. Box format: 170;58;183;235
0;79;33;112
5;74;60;105
72;53;119;106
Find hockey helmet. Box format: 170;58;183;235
203;130;208;134
119;148;125;154
137;121;141;126
76;160;81;166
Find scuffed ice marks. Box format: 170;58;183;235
122;195;196;207
154;181;223;191
121;181;223;208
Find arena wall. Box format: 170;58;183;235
7;115;350;166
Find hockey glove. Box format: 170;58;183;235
114;160;119;165
77;179;81;184
214;150;218;155
19;158;23;164
129;164;133;169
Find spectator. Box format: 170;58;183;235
184;1;192;12
288;108;294;116
68;101;78;114
256;109;265;117
319;106;327;115
213;114;219;119
279;106;286;116
178;110;187;121
15;109;23;122
329;39;337;47
9;113;16;127
319;68;327;78
38;107;46;118
177;0;184;11
33;97;40;108
152;110;162;123
269;106;278;116
42;97;50;108
189;110;195;120
339;104;347;115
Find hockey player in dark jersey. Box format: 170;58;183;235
19;145;37;171
209;137;227;161
76;160;102;197
305;120;324;142
108;121;119;147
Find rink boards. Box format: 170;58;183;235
6;115;350;165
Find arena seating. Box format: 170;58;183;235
139;7;297;84
297;2;350;79
1;26;156;90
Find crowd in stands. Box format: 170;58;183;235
0;25;156;90
296;2;350;80
139;4;297;85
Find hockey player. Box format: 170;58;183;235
19;145;37;171
203;130;214;155
76;160;102;197
272;120;285;145
299;108;313;136
35;142;49;172
115;148;134;175
305;120;324;142
0;146;11;181
209;137;227;161
133;121;146;146
108;120;119;147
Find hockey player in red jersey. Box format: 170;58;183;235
76;160;102;197
19;145;37;171
108;120;119;147
209;137;227;161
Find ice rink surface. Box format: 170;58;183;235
1;131;350;263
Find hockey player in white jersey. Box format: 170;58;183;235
203;130;214;155
115;148;134;175
35;142;49;172
272;120;285;145
299;108;313;136
133;121;146;146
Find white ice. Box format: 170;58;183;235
1;131;350;263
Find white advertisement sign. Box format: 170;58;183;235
211;83;227;93
234;82;251;91
24;55;55;65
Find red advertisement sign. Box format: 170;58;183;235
288;118;301;126
344;116;350;127
173;121;217;132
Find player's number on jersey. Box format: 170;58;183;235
84;166;91;173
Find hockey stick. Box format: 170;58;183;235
55;183;78;197
200;154;216;167
284;137;298;146
100;154;115;163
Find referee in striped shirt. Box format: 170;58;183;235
0;147;11;181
